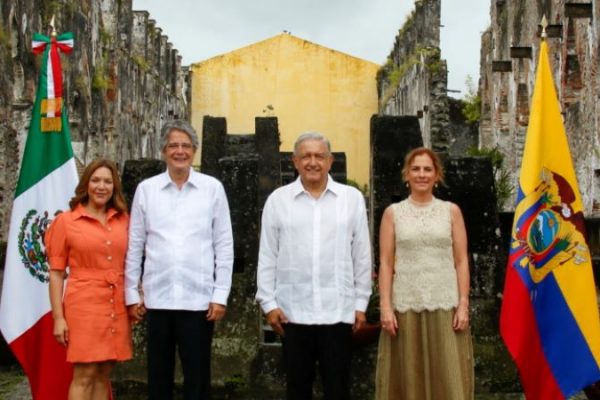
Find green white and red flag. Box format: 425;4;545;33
0;31;76;399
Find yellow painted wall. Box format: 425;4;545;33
190;33;379;187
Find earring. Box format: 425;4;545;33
434;183;439;189
405;182;409;188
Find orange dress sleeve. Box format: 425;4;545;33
45;212;69;271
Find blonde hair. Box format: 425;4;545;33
401;147;445;186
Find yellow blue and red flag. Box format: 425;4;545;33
499;40;600;399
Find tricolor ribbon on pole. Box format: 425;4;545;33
31;32;74;132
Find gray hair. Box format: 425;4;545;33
160;119;199;151
293;132;331;155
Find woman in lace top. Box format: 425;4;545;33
375;147;474;400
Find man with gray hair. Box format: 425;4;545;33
256;132;372;400
125;119;234;400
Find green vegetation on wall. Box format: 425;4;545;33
466;146;514;210
398;10;416;39
131;55;151;72
462;76;481;124
379;46;443;108
99;28;112;47
92;65;110;91
0;25;9;49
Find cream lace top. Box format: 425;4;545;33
391;197;459;312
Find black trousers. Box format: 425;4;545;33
282;322;353;400
146;309;214;400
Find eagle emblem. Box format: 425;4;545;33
18;209;58;283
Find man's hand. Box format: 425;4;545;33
353;311;366;333
207;303;226;321
127;302;146;324
266;308;288;336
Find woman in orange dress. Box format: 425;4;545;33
46;159;132;400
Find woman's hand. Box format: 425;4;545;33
452;303;469;331
53;317;69;346
380;308;398;337
127;302;146;324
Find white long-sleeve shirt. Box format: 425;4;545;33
256;176;372;325
125;170;234;310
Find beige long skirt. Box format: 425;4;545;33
375;309;474;400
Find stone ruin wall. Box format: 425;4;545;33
377;0;450;152
479;0;600;213
0;0;189;242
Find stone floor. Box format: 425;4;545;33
0;368;591;400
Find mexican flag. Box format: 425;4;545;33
0;32;76;399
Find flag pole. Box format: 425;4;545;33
49;15;57;37
540;15;548;40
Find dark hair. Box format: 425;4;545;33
69;159;127;213
159;119;199;151
401;147;446;186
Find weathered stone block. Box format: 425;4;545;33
213;156;261;384
510;47;532;59
201;116;227;178
473;337;521;393
471;298;501;338
370;115;423;261
255;117;280;209
492;61;513;72
121;159;166;209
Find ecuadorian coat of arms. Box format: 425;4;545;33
509;168;589;286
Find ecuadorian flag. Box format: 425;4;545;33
499;39;600;399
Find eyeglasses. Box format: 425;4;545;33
166;142;194;151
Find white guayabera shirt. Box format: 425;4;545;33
125;170;234;310
256;176;372;325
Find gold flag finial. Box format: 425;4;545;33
540;15;548;40
49;15;57;37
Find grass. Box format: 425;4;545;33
0;366;27;398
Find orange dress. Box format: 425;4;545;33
45;204;132;363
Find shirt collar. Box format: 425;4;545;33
292;174;339;197
159;169;200;189
72;203;119;221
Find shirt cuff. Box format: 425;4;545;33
260;300;278;315
125;289;141;306
355;298;369;313
211;288;230;306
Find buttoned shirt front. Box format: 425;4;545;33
256;176;372;325
45;205;132;362
125;170;234;310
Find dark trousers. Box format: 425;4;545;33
146;309;214;400
282;322;353;400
